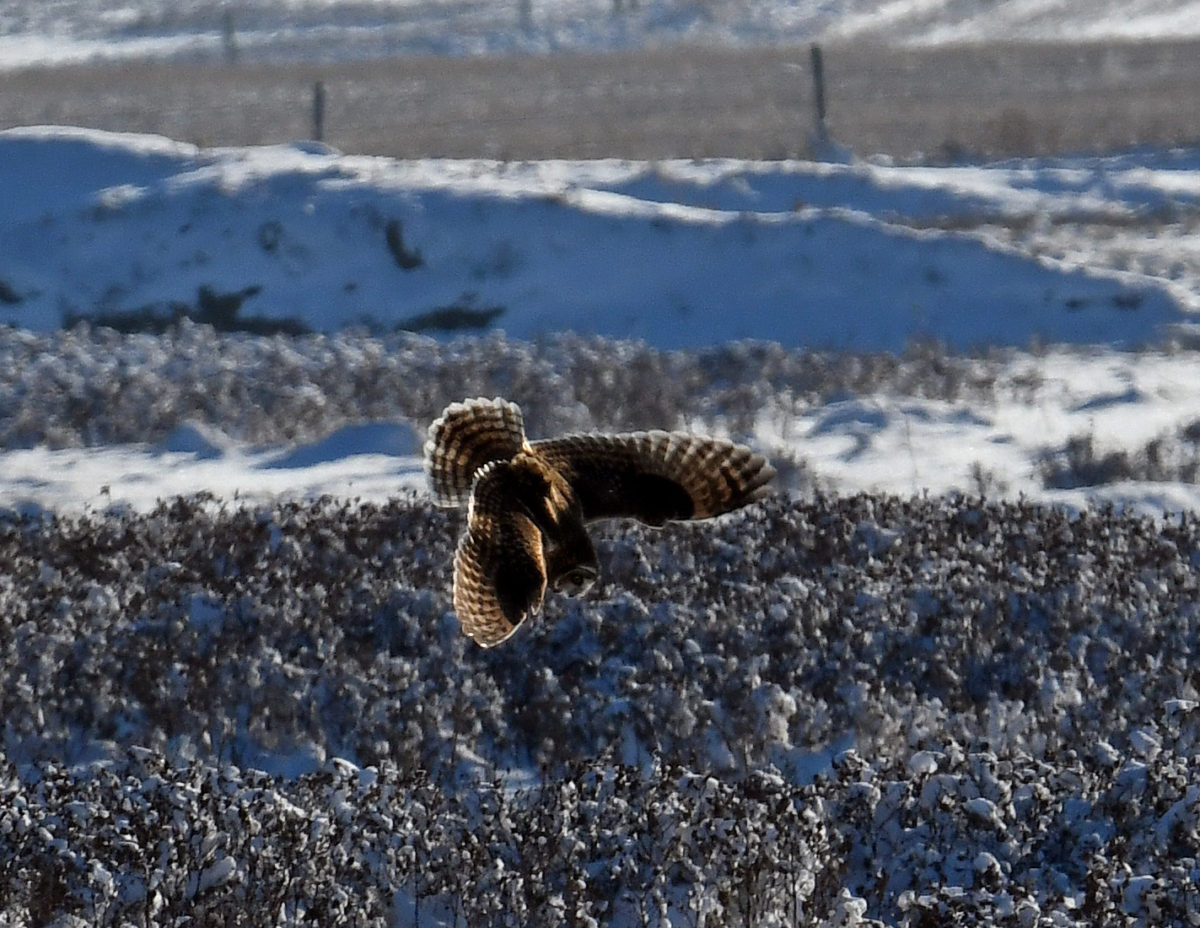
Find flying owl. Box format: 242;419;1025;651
425;397;775;647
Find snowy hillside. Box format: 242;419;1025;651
4;0;1200;70
2;127;1200;516
825;0;1200;45
2;127;1194;349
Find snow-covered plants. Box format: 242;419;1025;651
1;489;1197;925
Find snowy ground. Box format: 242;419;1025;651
2;492;1198;926
7;127;1195;348
4;0;1200;70
2;128;1199;926
3;341;1200;518
1;127;1199;516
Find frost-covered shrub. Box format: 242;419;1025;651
3;493;1199;776
1042;429;1200;488
0;325;1017;449
1;493;1198;925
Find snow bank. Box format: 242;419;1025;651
1;128;1191;352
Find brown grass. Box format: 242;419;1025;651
3;38;1200;160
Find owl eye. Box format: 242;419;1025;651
555;566;598;595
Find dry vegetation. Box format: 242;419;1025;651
0;325;1019;450
0;328;1197;924
4;38;1200;160
1;490;1198;925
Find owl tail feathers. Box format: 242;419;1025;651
425;397;528;506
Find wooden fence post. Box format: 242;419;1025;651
810;43;828;143
312;81;326;142
222;11;239;64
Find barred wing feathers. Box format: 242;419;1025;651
531;431;775;525
425;397;528;506
451;462;548;648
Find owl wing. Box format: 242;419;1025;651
530;431;775;525
425;397;528;507
452;467;548;647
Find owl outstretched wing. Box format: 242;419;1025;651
531;431;775;525
452;463;548;647
427;394;776;647
425;397;528;507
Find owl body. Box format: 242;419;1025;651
426;398;774;647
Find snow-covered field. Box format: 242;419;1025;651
3;493;1198;925
5;329;1200;519
2;126;1200;516
2;126;1200;926
4;0;1200;70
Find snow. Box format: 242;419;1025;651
1;126;1199;516
0;440;428;514
4;128;1195;349
3;127;1193;348
828;0;1200;45
5;0;1200;71
6;337;1198;515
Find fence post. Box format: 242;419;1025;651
222;11;239;64
312;81;326;142
810;43;828;143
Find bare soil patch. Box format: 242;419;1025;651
4;38;1200;160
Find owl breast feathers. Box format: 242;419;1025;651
425;397;775;647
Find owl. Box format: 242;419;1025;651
425;397;775;647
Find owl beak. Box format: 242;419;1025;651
554;565;598;596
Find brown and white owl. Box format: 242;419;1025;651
425;397;775;647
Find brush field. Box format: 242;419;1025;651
1;331;1198;926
